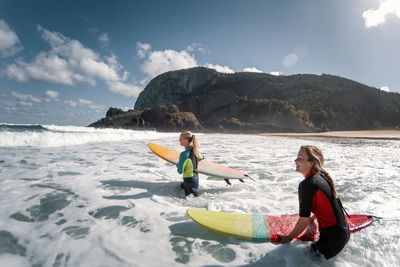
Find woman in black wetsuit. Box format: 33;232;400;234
279;145;350;260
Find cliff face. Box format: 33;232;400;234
132;67;400;131
134;67;221;110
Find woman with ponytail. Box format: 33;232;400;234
177;131;203;197
279;145;350;260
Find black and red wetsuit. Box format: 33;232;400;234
298;171;350;259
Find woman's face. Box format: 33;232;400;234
294;148;313;176
179;135;190;147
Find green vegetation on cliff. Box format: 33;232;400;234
93;67;400;132
175;69;400;130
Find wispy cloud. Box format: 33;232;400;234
9;89;104;113
12;91;42;103
64;100;78;107
137;42;151;59
78;98;93;105
363;0;400;28
78;98;105;111
0;20;22;57
5;25;141;97
18;101;33;107
99;33;109;47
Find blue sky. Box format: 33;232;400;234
1;0;400;126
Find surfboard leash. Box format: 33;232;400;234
245;174;256;182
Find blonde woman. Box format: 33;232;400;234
279;145;350;260
177;131;203;197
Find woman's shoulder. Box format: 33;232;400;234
299;175;319;187
180;148;190;157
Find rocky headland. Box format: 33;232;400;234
89;67;400;133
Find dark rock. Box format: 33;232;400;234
89;104;203;132
106;107;125;118
142;104;202;132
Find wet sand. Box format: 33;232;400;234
260;129;400;140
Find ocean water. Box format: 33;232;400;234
0;124;399;267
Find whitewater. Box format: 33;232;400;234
0;124;399;267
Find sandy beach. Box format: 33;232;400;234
260;129;400;140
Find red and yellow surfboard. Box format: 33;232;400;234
187;209;374;242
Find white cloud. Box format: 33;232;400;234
5;26;141;97
46;90;59;100
380;86;390;92
12;91;42;103
283;53;298;68
140;48;198;78
270;71;282;76
0;20;22;57
363;0;400;28
243;67;263;73
205;64;234;73
137;42;236;82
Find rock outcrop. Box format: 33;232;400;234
89;105;202;132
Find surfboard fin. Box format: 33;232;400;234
239;179;244;183
224;179;231;185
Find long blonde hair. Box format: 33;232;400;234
180;131;199;158
301;145;338;198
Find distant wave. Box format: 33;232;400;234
0;124;177;147
0;123;47;132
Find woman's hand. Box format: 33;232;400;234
277;216;310;243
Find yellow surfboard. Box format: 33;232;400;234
148;142;251;180
187;209;255;241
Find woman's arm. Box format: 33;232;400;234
177;152;187;174
279;216;311;243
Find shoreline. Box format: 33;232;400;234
259;129;400;140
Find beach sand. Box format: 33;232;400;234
260;129;400;140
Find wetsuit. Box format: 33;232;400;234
177;147;203;197
298;171;350;259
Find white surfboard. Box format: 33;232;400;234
148;142;252;182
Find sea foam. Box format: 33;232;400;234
0;125;398;266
